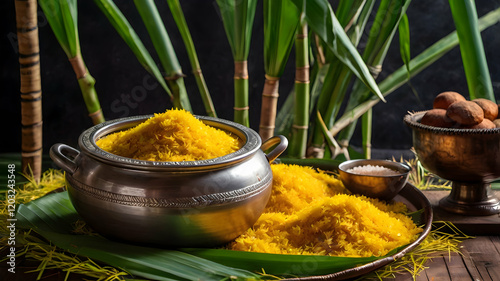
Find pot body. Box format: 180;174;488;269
51;115;287;247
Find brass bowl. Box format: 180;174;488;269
404;111;500;215
338;159;411;201
50;115;288;247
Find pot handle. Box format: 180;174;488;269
261;135;288;164
50;143;80;175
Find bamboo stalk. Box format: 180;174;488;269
288;22;310;158
15;0;42;181
167;0;216;117
234;60;250;127
259;76;279;140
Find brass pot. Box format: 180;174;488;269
50;115;288;247
404;111;500;215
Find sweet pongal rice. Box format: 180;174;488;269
229;163;422;257
96;109;242;161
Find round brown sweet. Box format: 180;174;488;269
472;98;498;121
460;118;496;129
493;119;500;128
446;100;484;126
433;91;466;109
420;109;455;128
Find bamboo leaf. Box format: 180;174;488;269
448;0;494;100
93;0;172;99
290;0;385;102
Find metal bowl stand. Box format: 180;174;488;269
440;181;500;216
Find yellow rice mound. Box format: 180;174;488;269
229;163;422;257
96;109;241;161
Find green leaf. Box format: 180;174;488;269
398;13;411;75
133;0;181;77
93;0;172;98
216;0;258;61
290;0;385;102
448;0;494;100
39;0;71;56
16;192;260;281
264;0;300;77
167;0;216;117
331;7;500;137
133;0;192;111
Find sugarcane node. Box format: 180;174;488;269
368;65;382;78
233;106;249;111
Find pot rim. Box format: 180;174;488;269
78;114;262;171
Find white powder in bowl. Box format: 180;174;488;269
346;165;400;176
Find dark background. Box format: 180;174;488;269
1;0;500;158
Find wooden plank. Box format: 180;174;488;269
423;190;500;235
444;252;473;281
422;256;451;281
461;236;500;281
444;250;473;281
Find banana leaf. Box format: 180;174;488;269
16;192;260;281
16;190;424;279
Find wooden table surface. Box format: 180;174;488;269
2;191;499;281
369;190;500;281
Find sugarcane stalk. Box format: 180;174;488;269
288;22;310;159
69;55;104;124
167;0;216;117
216;0;257;127
15;0;42;181
361;108;372;159
259;76;279;140
234;60;250;127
